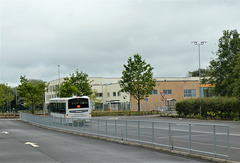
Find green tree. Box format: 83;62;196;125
17;76;48;114
231;52;240;98
0;83;15;111
89;89;102;109
205;29;240;96
57;69;93;97
57;77;81;97
0;86;3;107
120;53;156;112
187;69;208;77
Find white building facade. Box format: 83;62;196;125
45;76;207;111
45;77;130;111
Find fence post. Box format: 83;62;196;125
189;124;192;153
89;119;92;133
50;116;53;126
125;120;128;140
169;123;172;149
152;122;155;145
213;125;216;157
83;119;86;132
115;120;117;137
97;119;99;136
227;126;230;160
138;121;140;142
106;119;108;137
62;117;65;128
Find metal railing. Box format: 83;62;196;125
20;113;230;160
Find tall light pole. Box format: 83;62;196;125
102;84;104;110
191;41;207;116
58;65;60;97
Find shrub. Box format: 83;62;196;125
176;97;240;120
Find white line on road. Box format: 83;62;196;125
25;142;39;148
105;122;240;137
1;131;9;135
170;138;240;151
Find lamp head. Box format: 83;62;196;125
191;41;197;45
201;41;207;45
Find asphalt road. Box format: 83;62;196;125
0;119;210;163
95;115;240;162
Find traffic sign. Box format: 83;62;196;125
145;98;148;102
161;97;165;101
160;92;165;97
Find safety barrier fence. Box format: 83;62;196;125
20;113;230;160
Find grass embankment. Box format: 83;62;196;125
92;110;162;117
0;111;173;118
0;113;19;118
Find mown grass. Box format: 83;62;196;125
92;110;161;117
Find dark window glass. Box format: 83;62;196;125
184;89;196;97
97;93;103;97
48;103;66;114
68;98;89;109
163;89;172;95
152;90;157;95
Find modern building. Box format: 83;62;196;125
130;77;213;111
45;77;130;111
45;77;213;111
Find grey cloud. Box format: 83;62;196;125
1;0;240;86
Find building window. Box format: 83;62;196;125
201;87;213;97
49;85;56;92
152;90;157;95
107;92;110;97
118;91;121;96
97;93;103;97
184;89;196;97
163;89;172;95
113;92;116;96
52;94;57;98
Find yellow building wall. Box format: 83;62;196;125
130;80;200;111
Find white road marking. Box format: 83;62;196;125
165;138;240;150
25;142;39;148
2;131;9;135
108;123;240;137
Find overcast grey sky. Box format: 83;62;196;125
1;0;240;86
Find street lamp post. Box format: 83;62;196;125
102;84;104;110
191;41;207;116
58;65;60;97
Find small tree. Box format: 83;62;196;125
231;52;240;98
0;86;3;107
89;89;102;110
187;69;208;77
70;69;93;96
56;77;81;97
120;53;156;112
17;76;48;114
0;83;15;112
57;69;93;97
205;29;240;97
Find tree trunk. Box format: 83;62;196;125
138;98;140;112
31;98;34;114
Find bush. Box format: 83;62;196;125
176;97;240;120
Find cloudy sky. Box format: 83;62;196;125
1;0;240;86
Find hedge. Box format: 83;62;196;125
175;97;240;120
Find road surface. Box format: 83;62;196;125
0;119;210;163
